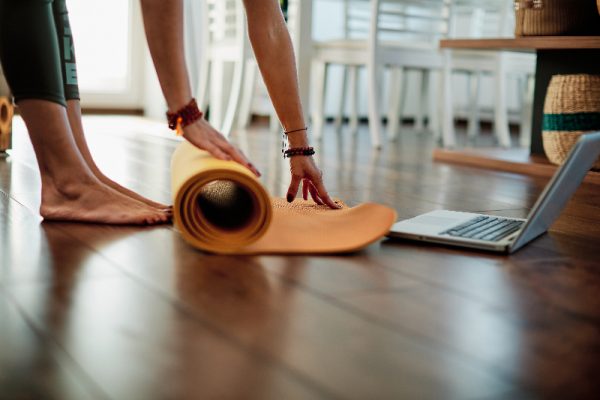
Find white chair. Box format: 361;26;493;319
442;0;536;148
310;0;452;148
195;0;280;136
195;0;247;136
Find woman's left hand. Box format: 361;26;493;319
286;156;340;209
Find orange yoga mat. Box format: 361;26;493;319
171;141;397;254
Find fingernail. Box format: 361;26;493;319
287;194;293;202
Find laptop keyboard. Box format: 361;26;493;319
441;216;525;242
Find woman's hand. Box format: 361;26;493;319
287;156;340;209
182;118;261;177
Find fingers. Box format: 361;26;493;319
215;140;261;177
203;142;232;161
184;121;261;177
287;174;302;203
308;181;324;205
302;179;309;201
311;174;340;209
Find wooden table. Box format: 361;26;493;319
440;36;600;155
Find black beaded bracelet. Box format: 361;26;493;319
283;146;315;159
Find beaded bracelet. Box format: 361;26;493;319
166;98;203;136
281;127;314;159
283;146;315;158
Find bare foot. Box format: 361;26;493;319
93;171;172;211
40;180;172;225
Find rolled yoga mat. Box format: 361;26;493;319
171;141;397;254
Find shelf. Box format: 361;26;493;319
433;147;600;185
440;36;600;52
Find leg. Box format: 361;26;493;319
386;66;403;141
366;61;382;148
441;50;456;148
50;1;169;210
466;71;481;143
428;71;440;138
65;100;169;209
237;60;257;129
19;101;169;224
221;51;247;137
334;65;348;129
347;66;359;134
519;73;534;148
0;0;168;224
414;70;429;132
311;59;327;140
494;55;511;148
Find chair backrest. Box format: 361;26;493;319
201;0;246;45
378;0;452;43
450;0;514;38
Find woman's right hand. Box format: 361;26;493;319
182;118;261;177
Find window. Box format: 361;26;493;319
67;0;144;108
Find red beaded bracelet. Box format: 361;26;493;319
166;98;203;136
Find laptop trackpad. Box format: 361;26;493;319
411;215;465;227
391;211;476;235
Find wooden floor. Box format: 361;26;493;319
1;116;599;400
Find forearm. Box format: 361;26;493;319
139;0;191;111
242;0;308;146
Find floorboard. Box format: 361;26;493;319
1;116;599;399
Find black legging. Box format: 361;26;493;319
0;0;80;107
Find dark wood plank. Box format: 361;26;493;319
1;116;599;399
0;189;120;286
0;289;103;400
46;223;515;399
8;278;328;400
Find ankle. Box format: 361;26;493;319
41;174;98;201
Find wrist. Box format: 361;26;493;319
286;131;310;147
166;98;203;136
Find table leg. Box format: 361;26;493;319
530;49;600;155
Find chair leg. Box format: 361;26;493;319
209;60;226;130
269;105;280;133
367;61;383;149
222;57;247;137
520;73;535;148
428;71;440;138
311;60;327;141
466;71;481;143
494;58;511;148
196;59;211;112
415;70;429;132
348;66;359;134
237;60;257;129
441;50;456;148
386;66;403;141
335;65;348;129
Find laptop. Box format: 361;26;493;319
387;131;600;254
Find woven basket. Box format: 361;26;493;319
543;74;600;171
514;0;600;36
